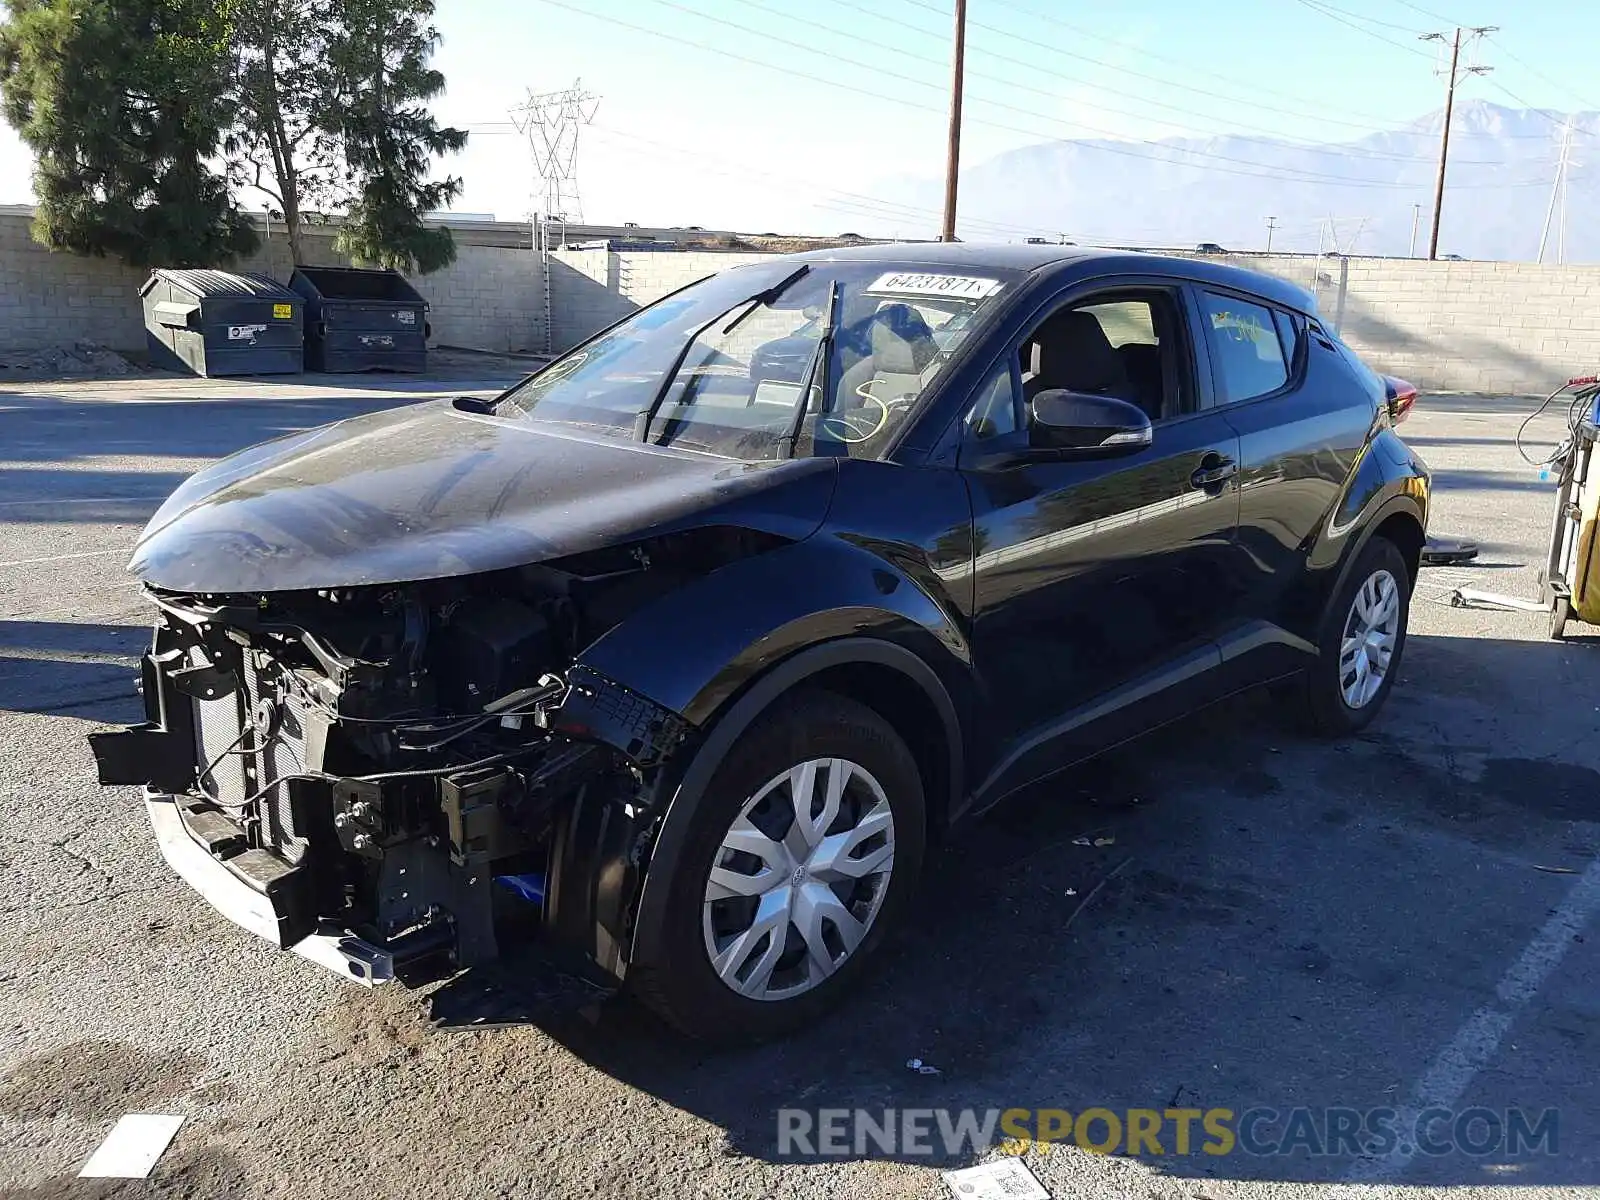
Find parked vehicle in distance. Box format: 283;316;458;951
91;244;1429;1042
1195;242;1227;253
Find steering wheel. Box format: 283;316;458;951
818;392;889;443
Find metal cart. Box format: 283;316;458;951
1541;379;1600;640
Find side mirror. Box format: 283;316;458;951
1029;389;1152;456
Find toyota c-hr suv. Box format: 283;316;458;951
91;244;1429;1041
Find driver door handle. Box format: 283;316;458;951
1190;456;1238;490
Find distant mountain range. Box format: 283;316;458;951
877;100;1595;262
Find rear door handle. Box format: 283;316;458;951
1190;458;1238;489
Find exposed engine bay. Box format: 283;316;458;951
90;527;779;984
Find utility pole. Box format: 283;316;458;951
1409;203;1422;257
1538;118;1575;264
1420;26;1495;260
1265;216;1279;254
941;0;967;242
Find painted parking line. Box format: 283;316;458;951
78;1113;185;1179
0;548;126;568
0;496;158;508
1340;856;1600;1185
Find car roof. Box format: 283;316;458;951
785;241;1090;271
772;242;1319;316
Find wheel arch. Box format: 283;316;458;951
628;637;963;966
1325;492;1428;625
1373;508;1425;586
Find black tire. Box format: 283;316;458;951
1291;535;1412;736
629;689;926;1043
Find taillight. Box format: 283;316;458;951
1383;375;1417;425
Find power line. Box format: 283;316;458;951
740;0;1481;165
1485;78;1579;132
583;124;1057;240
982;0;1412;125
517;0;1558;237
892;0;1421;138
1390;0;1470;24
1478;40;1593;134
470;119;1245;239
981;0;1580;143
1292;0;1437;56
1295;0;1433;35
621;0;1480;188
1484;35;1600;117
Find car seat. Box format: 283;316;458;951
1022;310;1132;403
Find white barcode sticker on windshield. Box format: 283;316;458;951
865;272;1002;300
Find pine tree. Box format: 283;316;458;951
226;0;344;267
0;0;257;266
330;0;466;274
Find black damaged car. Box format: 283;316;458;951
90;244;1430;1041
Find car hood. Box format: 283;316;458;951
130;400;839;593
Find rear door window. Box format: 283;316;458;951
1198;291;1288;404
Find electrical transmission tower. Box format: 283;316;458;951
509;81;601;254
1538;118;1578;265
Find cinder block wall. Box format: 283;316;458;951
549;247;1600;392
546;249;622;352
0;210;150;351
546;249;771;353
1189;253;1600;393
0;209;546;356
6;202;1599;392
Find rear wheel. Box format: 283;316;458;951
629;690;926;1042
1292;535;1412;735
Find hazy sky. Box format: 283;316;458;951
0;0;1593;240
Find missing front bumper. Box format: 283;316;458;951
144;791;396;986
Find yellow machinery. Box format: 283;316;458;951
1544;379;1600;639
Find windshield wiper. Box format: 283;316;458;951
775;279;843;460
633;264;812;444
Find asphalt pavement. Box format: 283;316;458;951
1;373;1597;1200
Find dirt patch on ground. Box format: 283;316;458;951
0;1144;252;1200
0;1041;202;1122
0;344;148;381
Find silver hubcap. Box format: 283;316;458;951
1340;568;1401;709
702;758;895;1001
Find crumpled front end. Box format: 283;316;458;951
89;567;694;986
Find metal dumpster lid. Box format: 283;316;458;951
289;265;426;304
139;269;298;301
151;300;199;325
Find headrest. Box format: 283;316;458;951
1032;310;1124;393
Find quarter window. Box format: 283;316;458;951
964;360;1022;441
1199;291;1288;403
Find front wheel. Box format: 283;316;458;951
1292;535;1412;735
629;690;926;1042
